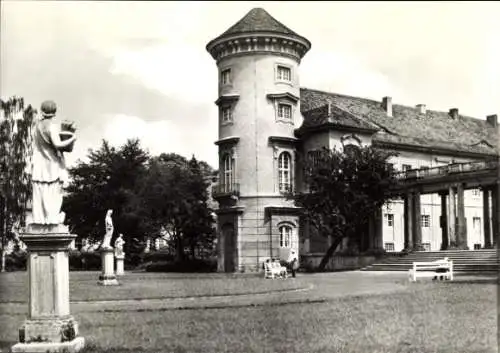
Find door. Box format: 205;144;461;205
222;223;235;272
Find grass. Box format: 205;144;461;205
0;272;497;353
0;271;305;303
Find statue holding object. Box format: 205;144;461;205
31;100;76;231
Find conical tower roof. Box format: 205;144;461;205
220;8;301;38
206;8;311;57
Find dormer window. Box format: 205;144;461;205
278;104;292;120
221;68;231;85
276;65;291;82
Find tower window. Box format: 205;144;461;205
221;154;235;192
221;69;231;85
277;104;292;120
221;106;233;123
276;65;291;82
278;152;292;193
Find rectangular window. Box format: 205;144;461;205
384;242;395;252
421;215;430;228
278;104;292;120
384;213;394;227
276;65;291;81
221;106;232;123
221;69;231;85
473;217;481;229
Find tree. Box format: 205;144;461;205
291;146;397;271
63;138;150;251
0;97;36;271
133;154;215;260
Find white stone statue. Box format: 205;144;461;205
31;100;76;226
100;209;114;249
114;233;125;256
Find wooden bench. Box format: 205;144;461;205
408;259;453;282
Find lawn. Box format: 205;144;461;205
0;272;497;353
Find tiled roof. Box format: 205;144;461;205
211;8;310;44
299;88;498;157
222;8;299;37
300;104;379;132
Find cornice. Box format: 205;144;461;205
214;136;240;146
215;94;240;106
207;33;310;63
266;92;299;103
268;136;300;146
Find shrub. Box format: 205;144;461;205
69;251;101;271
5;251;28;271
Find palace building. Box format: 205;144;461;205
206;8;499;272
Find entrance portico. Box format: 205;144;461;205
394;160;498;251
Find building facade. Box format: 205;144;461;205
207;8;499;272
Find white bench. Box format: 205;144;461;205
264;261;287;279
408;259;453;282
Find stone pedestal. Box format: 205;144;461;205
11;225;85;352
98;248;119;285
115;254;125;276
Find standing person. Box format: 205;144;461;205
31;100;76;225
287;249;299;278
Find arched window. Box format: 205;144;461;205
278;152;292;192
343;143;360;157
279;224;293;248
221;154;234;192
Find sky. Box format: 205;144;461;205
1;1;499;168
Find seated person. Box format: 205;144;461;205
433;257;450;280
273;258;287;278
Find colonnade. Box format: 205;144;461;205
402;183;499;251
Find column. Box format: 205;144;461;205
483;188;492;248
374;208;384;250
404;192;413;251
440;192;449;250
412;192;424;251
456;183;468;250
448;186;457;248
493;184;499;248
368;207;383;251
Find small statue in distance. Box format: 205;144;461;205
100;209;114;249
114;234;125;257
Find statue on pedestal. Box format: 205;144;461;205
114;233;125;257
12;101;85;352
100;209;114;249
31;100;76;231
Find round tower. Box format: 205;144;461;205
206;8;311;272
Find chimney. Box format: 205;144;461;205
449;108;459;120
416;104;426;114
486;114;498;127
382;96;392;117
327;103;334;116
